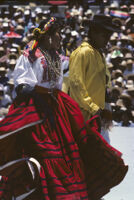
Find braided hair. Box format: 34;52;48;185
32;17;61;49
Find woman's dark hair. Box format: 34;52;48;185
38;18;61;36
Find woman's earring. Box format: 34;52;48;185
49;37;52;44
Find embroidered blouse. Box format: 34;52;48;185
14;44;63;90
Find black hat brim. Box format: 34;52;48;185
89;20;121;33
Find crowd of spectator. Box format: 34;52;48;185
0;1;134;127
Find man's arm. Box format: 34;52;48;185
69;49;99;116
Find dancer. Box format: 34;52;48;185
0;17;128;200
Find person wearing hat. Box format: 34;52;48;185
125;79;134;89
69;14;120;131
124;58;134;76
8;52;18;60
120;92;133;111
109;49;123;71
110;85;122;103
7;58;16;79
126;73;134;82
4;78;16;100
0;66;9;86
0;83;12;108
113;69;123;79
115;76;124;88
15;24;24;36
118;60;127;74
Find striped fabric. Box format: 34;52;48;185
0;88;128;200
110;10;130;19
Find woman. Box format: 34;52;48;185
0;17;128;200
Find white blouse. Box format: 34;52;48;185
14;53;63;90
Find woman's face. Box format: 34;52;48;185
51;31;61;50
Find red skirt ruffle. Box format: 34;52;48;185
0;88;128;200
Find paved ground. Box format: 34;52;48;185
103;126;134;200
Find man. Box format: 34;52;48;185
69;14;120;124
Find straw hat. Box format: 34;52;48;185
130;9;134;15
115;77;124;87
71;30;78;37
16;7;24;13
116;98;124;107
8;53;18;60
22;36;29;43
8;78;14;85
13;12;21;19
114;69;123;78
89;14;121;33
0;46;4;52
120;106;127;112
17;18;25;24
109;2;118;9
126;80;133;88
110;49;123;59
85;9;93;16
110;85;122;94
16;25;24;31
110;102;116;109
9;59;16;65
120;34;129;41
110;35;117;41
126;59;133;65
120;60;127;67
71;9;80;17
2;22;8;27
107;62;114;69
120;92;132;100
0;67;7;73
116;76;123;83
125;52;133;60
127;86;134;97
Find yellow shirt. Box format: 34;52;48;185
69;42;106;117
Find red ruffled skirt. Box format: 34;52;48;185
0;87;128;200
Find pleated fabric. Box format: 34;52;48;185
0;88;128;200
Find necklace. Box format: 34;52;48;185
39;47;61;88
